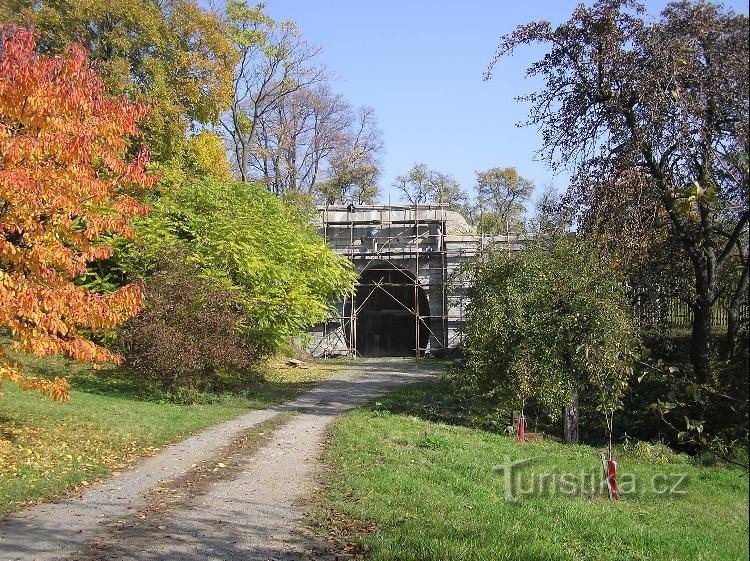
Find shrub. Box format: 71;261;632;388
116;253;257;390
631;329;749;467
458;237;637;439
621;439;685;465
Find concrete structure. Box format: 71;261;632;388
306;204;529;358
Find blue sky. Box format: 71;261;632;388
259;1;749;204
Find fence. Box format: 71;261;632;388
630;289;749;328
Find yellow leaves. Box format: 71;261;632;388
0;417;151;510
185;131;233;181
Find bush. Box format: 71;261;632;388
457;237;637;438
621;328;749;467
116;253;257;390
620;438;686;465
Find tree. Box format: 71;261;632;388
319;158;380;205
428;170;469;210
250;86;383;202
394;163;469;209
120;179;356;354
12;0;238;166
475;167;533;234
0;28;155;400
222;1;326;182
186;131;234;181
487;0;749;381
570;165;695;324
459;238;637;443
394;163;432;205
530;183;567;234
320;105;383;205
220;3;383;198
253;85;350;195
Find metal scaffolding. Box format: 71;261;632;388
313;202;480;359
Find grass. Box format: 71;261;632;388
315;383;750;561
0;342;337;514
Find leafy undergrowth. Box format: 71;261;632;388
314;384;750;561
0;343;336;514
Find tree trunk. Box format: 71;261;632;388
562;390;579;444
724;261;748;360
239;140;249;183
691;266;714;382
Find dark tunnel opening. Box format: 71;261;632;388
348;263;429;357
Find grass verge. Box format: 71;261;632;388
314;383;750;561
0;343;336;515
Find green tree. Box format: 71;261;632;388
394;163;468;210
460;238;637;443
487;0;749;381
394;163;431;205
475;167;533;234
121;179;356;354
428;170;468;210
320;160;380;205
13;0;238;166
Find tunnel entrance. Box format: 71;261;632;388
350;263;429;357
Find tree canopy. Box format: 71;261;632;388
121;179;357;354
460;238;637;433
0;28;155;400
9;0;238;166
221;2;382;202
393;163;469;210
475;167;533;234
487;0;749;380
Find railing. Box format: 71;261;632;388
630;290;749;328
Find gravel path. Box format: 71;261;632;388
0;358;440;561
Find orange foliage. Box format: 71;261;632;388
0;27;156;400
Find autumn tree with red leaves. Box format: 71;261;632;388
0;27;155;400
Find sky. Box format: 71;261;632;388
256;0;749;204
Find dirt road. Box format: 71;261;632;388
0;359;439;561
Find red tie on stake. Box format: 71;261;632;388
605;458;619;500
517;415;525;443
603;410;619;500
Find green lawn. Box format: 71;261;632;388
316;383;750;561
0;344;337;514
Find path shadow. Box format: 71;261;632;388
2;510;329;561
